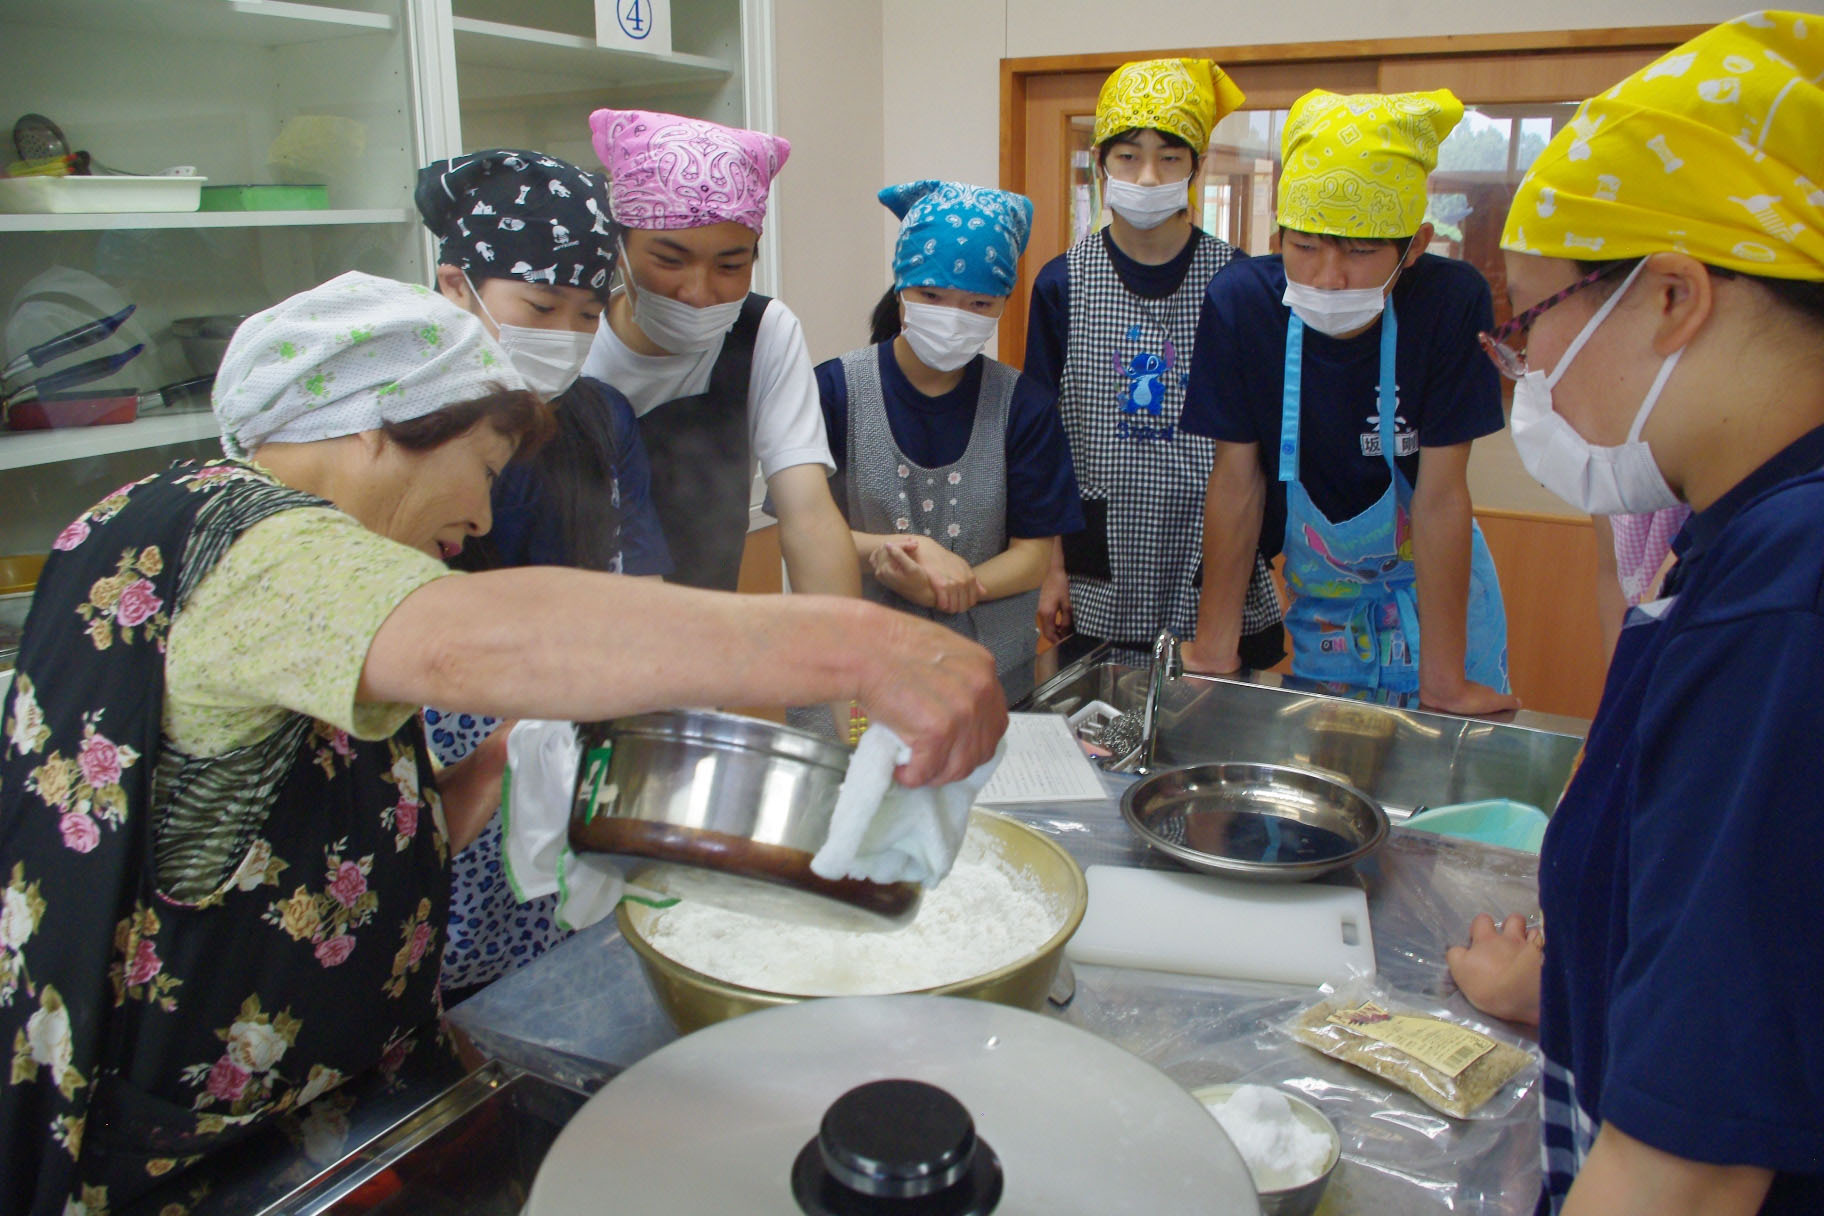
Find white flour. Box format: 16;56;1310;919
642;830;1063;996
1204;1084;1334;1192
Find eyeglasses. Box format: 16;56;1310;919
1477;262;1628;381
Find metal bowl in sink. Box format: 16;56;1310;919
1121;762;1388;882
568;709;923;930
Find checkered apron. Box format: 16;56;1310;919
841;348;1038;674
1059;231;1281;645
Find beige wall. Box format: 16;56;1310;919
769;0;887;364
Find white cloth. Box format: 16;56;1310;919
810;724;1006;887
212;271;524;459
582;293;834;480
501;720;624;932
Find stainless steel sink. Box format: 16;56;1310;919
1018;647;1588;821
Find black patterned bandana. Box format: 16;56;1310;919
415;149;617;299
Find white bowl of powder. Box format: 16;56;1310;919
1194;1083;1340;1215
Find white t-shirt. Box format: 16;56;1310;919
582;293;835;481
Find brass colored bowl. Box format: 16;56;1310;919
618;810;1088;1034
0;554;46;597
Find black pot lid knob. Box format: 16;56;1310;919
793;1079;1003;1215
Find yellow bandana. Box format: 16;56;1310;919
1093;58;1245;151
1503;11;1824;279
1277;89;1463;239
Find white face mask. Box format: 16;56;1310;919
1103;177;1190;230
620;237;746;354
900;299;998;373
1281;247;1409;338
465;273;593;399
1510;261;1681;516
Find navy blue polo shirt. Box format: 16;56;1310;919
486;376;672;576
1022;227;1212;393
1178;252;1502;557
814;342;1084;539
1536;424;1824;1212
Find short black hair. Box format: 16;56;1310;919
869;286;901;346
1571;256;1824;330
1096;127;1200;171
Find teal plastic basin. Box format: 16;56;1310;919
1401;798;1548;853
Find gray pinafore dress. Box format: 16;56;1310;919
839;347;1038;674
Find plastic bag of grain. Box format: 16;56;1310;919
1287;980;1538;1119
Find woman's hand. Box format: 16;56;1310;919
872;536;985;614
1180;635;1242;676
869;539;937;606
855;614;1006;787
1038;561;1072;644
434;723;512;854
1446;913;1544;1026
1420;676;1522;717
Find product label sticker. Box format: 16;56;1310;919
1327;1000;1495;1077
580;745;614;822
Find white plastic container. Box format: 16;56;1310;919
0;175;206;215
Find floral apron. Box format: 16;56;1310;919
1278;308;1509;695
1;461;451;1215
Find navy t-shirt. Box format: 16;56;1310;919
486;376;673;576
1179;252;1502;558
1023;227;1209;392
1536;425;1824;1213
814;342;1084;539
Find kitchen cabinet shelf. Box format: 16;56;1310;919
0;412;219;473
0;207;413;234
452;17;730;95
0;0;394;45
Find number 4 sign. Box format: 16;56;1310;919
596;0;672;55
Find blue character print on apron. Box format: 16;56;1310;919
1277;305;1509;695
1113;334;1174;415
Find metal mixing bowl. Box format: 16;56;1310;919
1121;762;1388;882
618;810;1089;1033
569;709;923;929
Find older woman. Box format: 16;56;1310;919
1446;13;1824;1213
0;272;1002;1214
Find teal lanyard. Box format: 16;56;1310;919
1278;303;1400;483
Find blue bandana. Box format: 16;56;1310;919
881;180;1033;298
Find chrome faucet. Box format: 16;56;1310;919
1107;628;1182;775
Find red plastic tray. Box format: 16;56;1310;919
5;394;139;431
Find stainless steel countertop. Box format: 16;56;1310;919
450;780;1547;1214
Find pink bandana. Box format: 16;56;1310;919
588;109;790;234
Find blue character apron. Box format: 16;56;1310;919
1277;306;1509;695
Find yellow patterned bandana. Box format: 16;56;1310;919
1093;58;1245;151
1503;11;1824;279
1277;89;1464;239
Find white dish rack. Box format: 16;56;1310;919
0;175;207;214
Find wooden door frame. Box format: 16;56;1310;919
997;24;1711;363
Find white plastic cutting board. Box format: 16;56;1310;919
1066;864;1376;986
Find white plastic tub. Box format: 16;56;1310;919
0;175;206;214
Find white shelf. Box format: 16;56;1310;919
453;17;730;88
0;0;394;45
0;208;412;234
0;412;221;472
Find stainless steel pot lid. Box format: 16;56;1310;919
526;995;1260;1215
